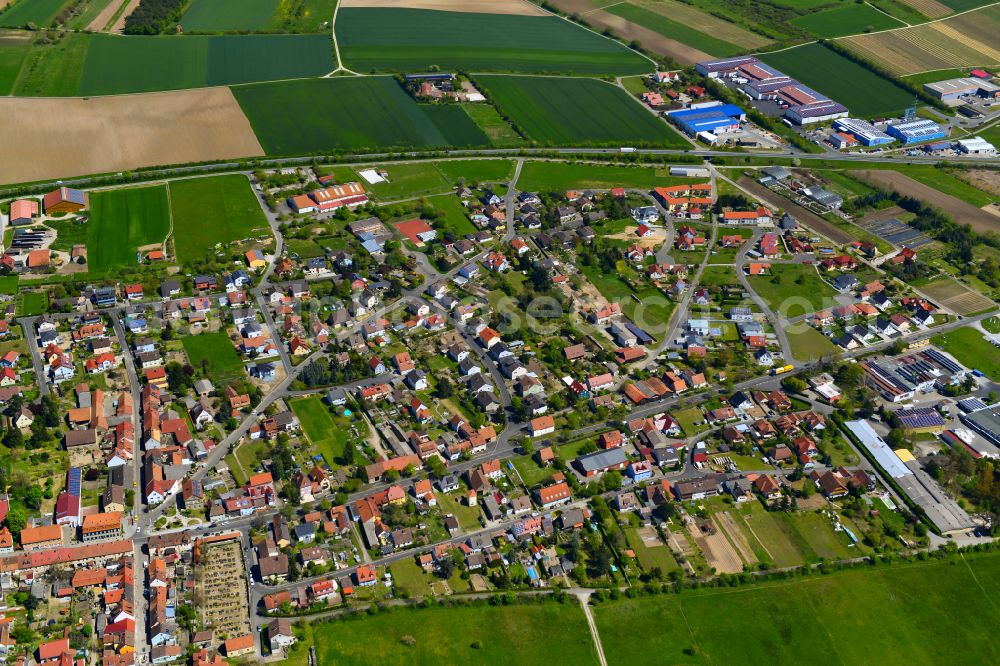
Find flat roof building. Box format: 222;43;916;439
667;104;746;136
833;118;894;146
886;119;948;145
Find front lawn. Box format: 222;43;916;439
932;326;1000;380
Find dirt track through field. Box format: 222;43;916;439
0;88;264;185
87;0;127;31
548;0;709;64
109;0;141;32
339;0;548;14
852;170;1000;236
737;177;856;245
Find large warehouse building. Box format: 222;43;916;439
923;77;1000;104
695;56;848;125
667;104;746;136
886;118;948;145
833;118;894;146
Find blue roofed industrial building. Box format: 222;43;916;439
886;119;949;145
833;118;895;147
667;104;746;136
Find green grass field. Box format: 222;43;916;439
16;291;47;316
73;33;333;95
233;77;489;155
606;2;742;56
425;194;477;236
790;3;904;38
179;0;280;32
335;7;650;75
168;175;270;262
182;332;244;383
0;0;68;28
360;162;454;200
761;43;914;118
462;103;523;146
87;185;171;272
748;264;838;317
12;32;90;96
518;161;683;191
476;76;684;146
0;32;30;94
290;395;346;467
0;276;17;295
264;0;334;33
307;601;598;664
932;326;1000;380
982;316;1000;334
787;326;837;361
435;159;514;184
595;551;1000;665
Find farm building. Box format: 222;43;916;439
287;194;315;214
694;56;758;78
923;77;1000;104
9;199;39;225
886;119;948;145
667;104;745;136
43;187;87;214
957;136;997;154
309;182;369;212
833;118;894;146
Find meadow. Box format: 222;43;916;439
475;76;685;146
335;8;650;75
435;159;514;184
787;326;837;361
462;103;523;146
605;2;742;56
303;601;599;664
76;34;333;95
289;395;346;467
0;0;68;28
748;264;838;316
932;326;1000;380
168;175;270;262
595;551;1000;665
87;185;171;272
0;32;28;95
518;161;687;191
424;194;477;236
179;0;281;32
232;77;489;155
264;0;335;33
790;3;905;37
12;32;90;96
761;43;914;118
182;331;244;383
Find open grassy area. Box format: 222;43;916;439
623;523;680;573
595;550;1000;665
389;557;433;598
233;76;489;155
435;159;514;184
511;454;557;488
12;32;90;96
73;34;333;96
518;161;687;191
761;43;914;118
674;406;708;435
308;600;598;664
932;326;1000;380
0;0;68;28
476;76;685;147
790;3;905;38
289;395;346;467
335;7;650;75
434;490;482;532
168;175;270;262
360;162;453;200
182;331;244;383
748;264;838;317
88;185;171;272
0;32;30;95
787;326;837;361
424;194;477;237
16;290;47;316
179;0;281;32
0;275;18;295
462;103;523;146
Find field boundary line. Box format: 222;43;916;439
163;180;175;258
533;0;658;70
830;0;1000;41
960;553;1000;619
864;0;910;26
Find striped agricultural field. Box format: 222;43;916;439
897;0;953;18
631;0;772;49
838;5;1000;75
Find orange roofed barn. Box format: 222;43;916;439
43;187;87;214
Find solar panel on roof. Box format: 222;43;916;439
67;467;82;496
